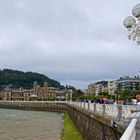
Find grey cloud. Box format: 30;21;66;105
0;0;140;89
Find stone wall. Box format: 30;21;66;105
0;101;122;140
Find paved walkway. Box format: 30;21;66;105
136;117;140;140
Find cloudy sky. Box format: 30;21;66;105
0;0;140;89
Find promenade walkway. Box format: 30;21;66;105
68;101;140;140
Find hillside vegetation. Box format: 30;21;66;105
0;69;62;90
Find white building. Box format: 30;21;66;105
87;82;107;96
107;80;117;95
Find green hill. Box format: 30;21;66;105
0;69;62;90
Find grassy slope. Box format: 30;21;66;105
62;113;84;140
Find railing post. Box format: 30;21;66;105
117;104;122;120
80;101;82;108
88;102;90;110
102;104;106;115
84;101;85;109
94;103;96;112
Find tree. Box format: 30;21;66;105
0;69;61;90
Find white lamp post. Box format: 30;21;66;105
123;4;140;45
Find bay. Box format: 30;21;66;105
0;109;63;140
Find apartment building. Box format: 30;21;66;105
87;76;140;96
87;81;107;96
117;76;140;90
107;80;117;94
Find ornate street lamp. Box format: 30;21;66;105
123;4;140;45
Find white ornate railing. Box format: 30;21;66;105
120;119;137;140
105;104;118;117
69;101;140;119
0;100;139;119
122;105;137;118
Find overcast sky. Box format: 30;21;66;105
0;0;140;89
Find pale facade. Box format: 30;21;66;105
107;80;117;95
87;83;106;96
33;81;72;100
1;89;35;101
87;83;96;94
0;81;72;101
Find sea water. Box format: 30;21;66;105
0;109;63;140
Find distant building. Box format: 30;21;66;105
117;76;140;90
107;80;117;95
0;81;72;101
87;83;96;94
87;81;107;96
0;89;35;101
86;75;140;96
33;81;72;100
